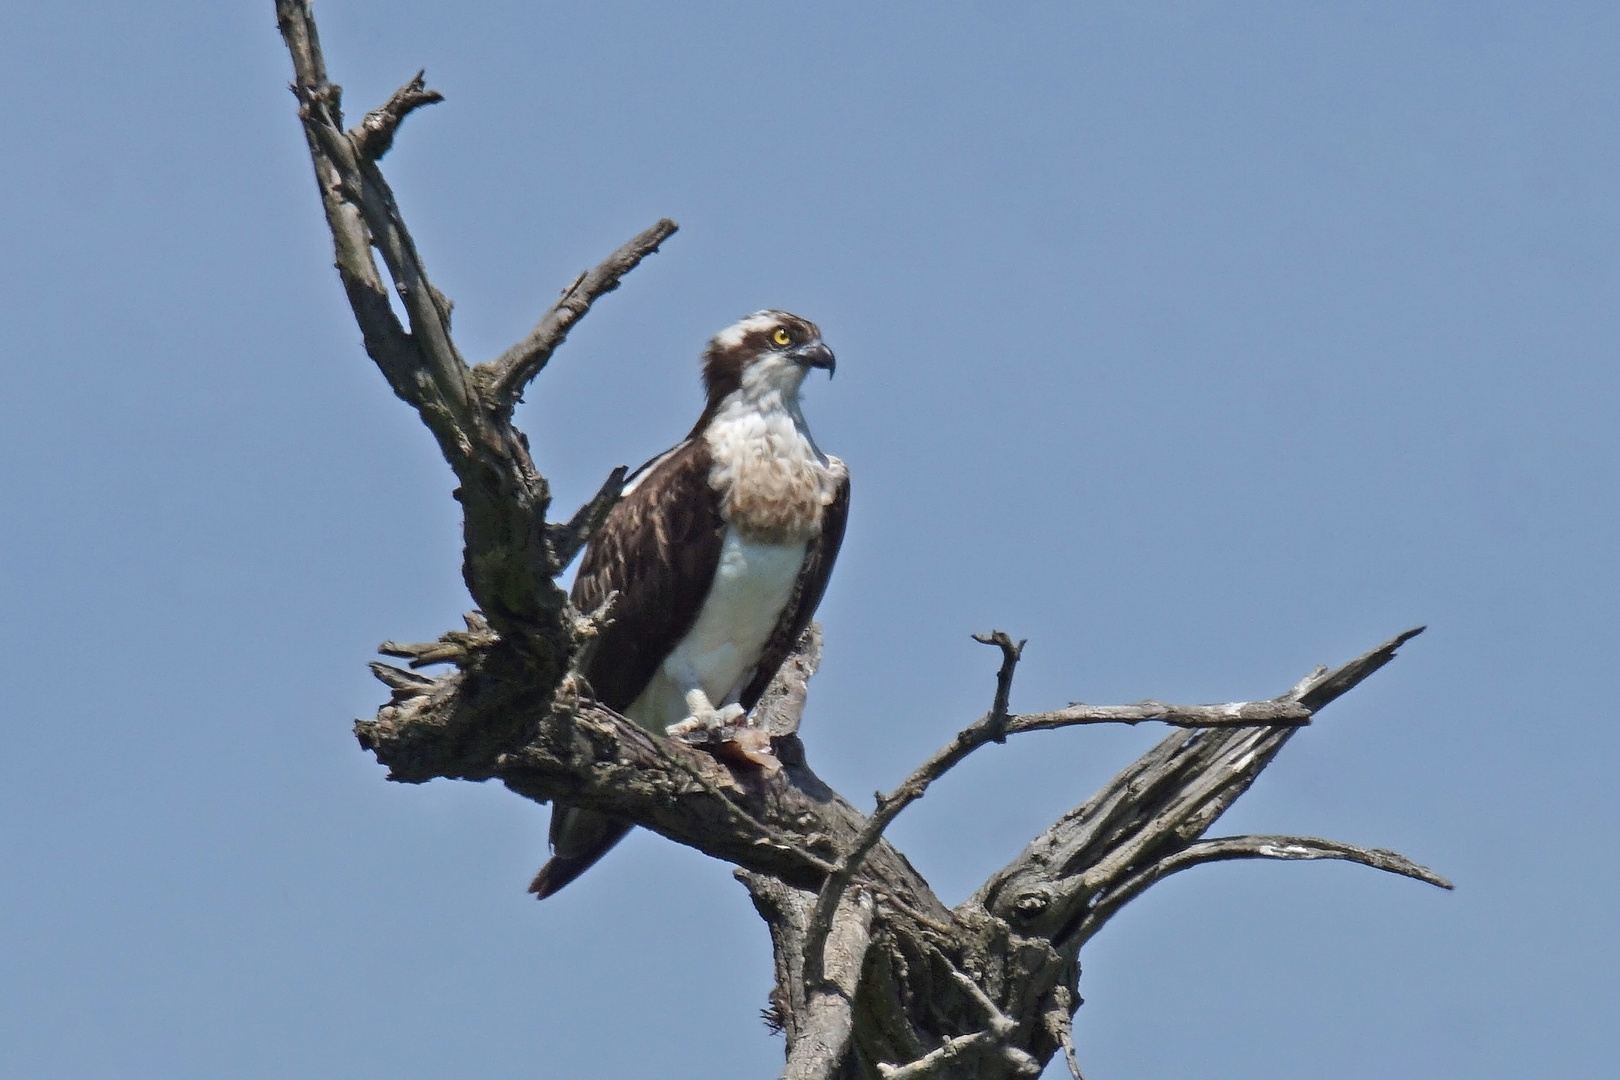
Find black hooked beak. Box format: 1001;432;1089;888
791;340;837;378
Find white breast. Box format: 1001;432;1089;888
704;391;840;545
625;528;808;732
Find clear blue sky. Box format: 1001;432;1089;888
2;2;1615;1077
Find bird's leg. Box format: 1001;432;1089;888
665;688;747;738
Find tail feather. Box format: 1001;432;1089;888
528;807;634;899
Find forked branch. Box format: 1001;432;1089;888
974;627;1433;948
804;630;1027;987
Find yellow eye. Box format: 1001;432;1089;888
771;327;792;347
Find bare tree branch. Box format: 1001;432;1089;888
801;627;1321;993
546;466;628;569
1296;626;1427;710
478;218;681;409
973;628;1432;948
1006;698;1311;732
1073;833;1451;942
804;630;1030;989
631;700;840;875
350;69;443;161
379;611;499;669
946;969;1018;1039
973;630;1025;743
296;69;470;417
1185;833;1453;888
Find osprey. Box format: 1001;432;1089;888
530;310;849;899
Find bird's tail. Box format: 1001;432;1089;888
528;806;635;899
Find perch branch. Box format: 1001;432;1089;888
354;619;952;917
634;704;838;873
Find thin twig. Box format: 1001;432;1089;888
481;219;680;407
972;630;1025;742
804;630;1028;987
875;1032;993;1080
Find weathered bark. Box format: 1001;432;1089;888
276;5;1450;1077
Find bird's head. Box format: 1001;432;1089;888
700;310;836;409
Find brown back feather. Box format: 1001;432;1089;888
569;438;727;712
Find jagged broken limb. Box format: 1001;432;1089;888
277;4;1447;1077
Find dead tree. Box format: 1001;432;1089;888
275;4;1450;1077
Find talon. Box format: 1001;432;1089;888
665;702;746;739
665;716;703;738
